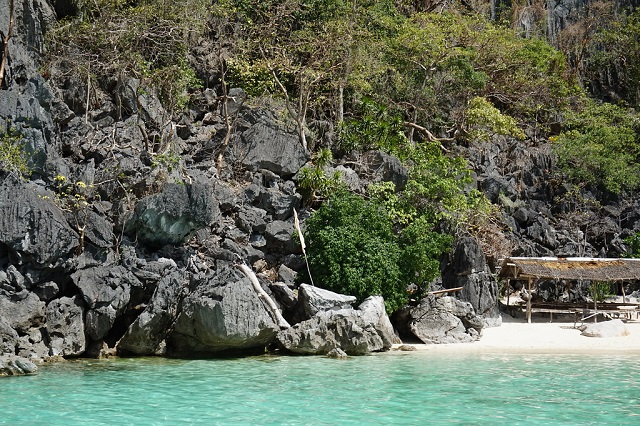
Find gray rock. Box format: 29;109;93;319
126;182;221;246
358;296;401;347
277;264;297;286
236;206;267;233
0;292;46;334
405;296;483;344
46;296;86;357
350;150;408;191
0;317;18;355
581;319;630;338
168;263;279;355
0;355;38;376
118;271;187;355
0;178;79;265
442;236;501;327
277;309;387;355
236;123;310;178
72;265;140;340
326;347;348;358
264;220;299;254
256;187;301;221
298;284;356;319
270;282;298;312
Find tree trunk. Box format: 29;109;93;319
0;0;15;89
235;263;291;330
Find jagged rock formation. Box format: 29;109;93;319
442;235;501;327
394;295;484;344
277;295;398;355
3;0;640;365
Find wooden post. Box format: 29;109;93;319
527;278;532;324
506;279;510;310
622;281;627;304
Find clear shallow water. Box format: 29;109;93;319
2;353;640;425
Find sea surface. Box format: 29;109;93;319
2;352;640;425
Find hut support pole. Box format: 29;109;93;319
622;281;627;304
527;278;532;324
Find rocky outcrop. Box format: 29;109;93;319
0;178;79;265
277;290;397;355
46;296;86;357
126;182;221;246
168;262;280;355
277;309;387;355
72;265;143;342
580;319;630;338
297;284;356;319
234;122;310;178
442;236;501;327
117;271;186;355
395;295;483;344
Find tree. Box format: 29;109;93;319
0;0;15;89
552;101;640;194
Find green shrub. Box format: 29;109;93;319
304;191;406;312
0;127;29;177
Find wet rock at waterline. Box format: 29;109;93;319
395;295;483;344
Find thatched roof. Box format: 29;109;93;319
499;257;640;281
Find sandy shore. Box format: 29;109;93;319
393;315;640;355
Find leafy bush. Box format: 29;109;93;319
304;191;405;312
0;126;29;177
625;233;640;258
304;190;454;312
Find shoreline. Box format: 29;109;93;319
391;315;640;355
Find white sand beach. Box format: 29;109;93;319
396;316;640;355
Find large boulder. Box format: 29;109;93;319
0;292;46;334
236;123;310;178
168;263;280;355
298;284;356;319
46;296;86;357
277;309;388;355
442;235;501;327
72;265;140;341
358;296;401;347
118;271;187;355
581;319;630;338
0;179;79;265
126;182;220;246
398;295;483;344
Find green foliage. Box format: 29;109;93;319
0;126;30;177
304;191;406;312
589;281;612;303
46;0;207;112
398;215;453;294
465;97;526;142
552;102;640;193
624;233;640;258
304;190;456;312
589;9;640;108
298;148;343;206
338;99;408;153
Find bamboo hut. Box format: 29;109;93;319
499;257;640;323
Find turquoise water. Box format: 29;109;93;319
2;353;640;425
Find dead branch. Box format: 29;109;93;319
403;122;453;152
